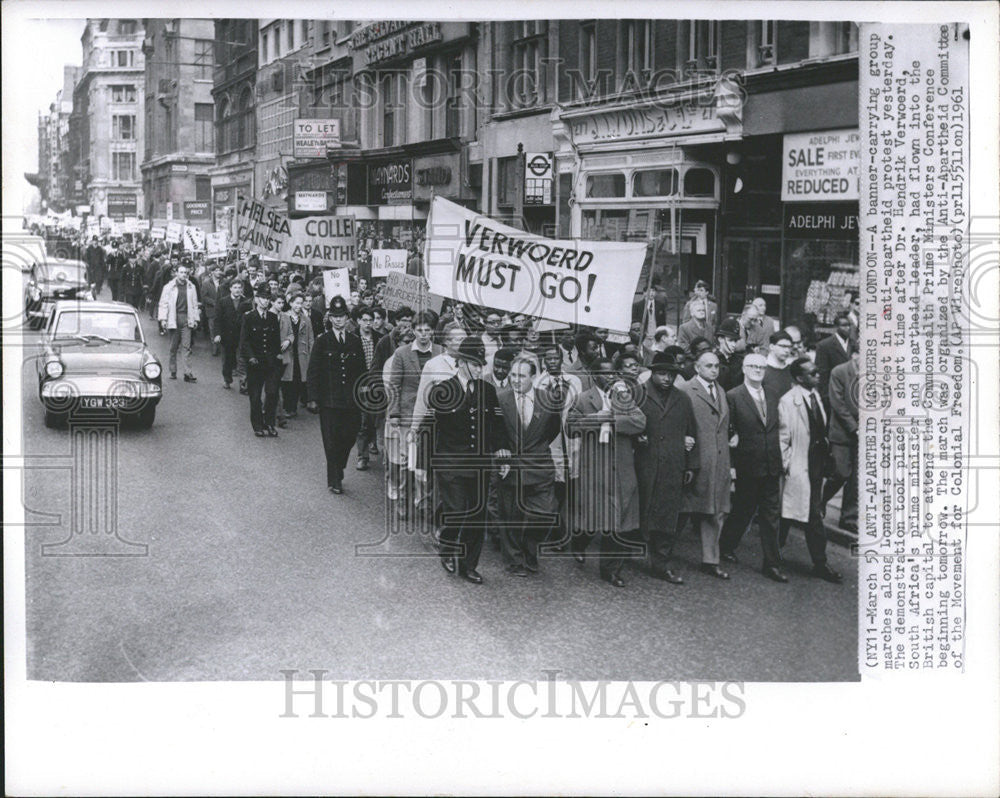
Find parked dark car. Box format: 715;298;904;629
24;257;94;329
36;301;163;428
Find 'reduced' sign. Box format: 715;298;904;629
781;128;860;202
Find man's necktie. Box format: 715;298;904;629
708;383;717;408
754;391;767;423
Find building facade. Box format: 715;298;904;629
69;18;146;220
140;18;216;229
210;19;258;235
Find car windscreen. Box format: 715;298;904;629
53;310;142;342
38;262;88;283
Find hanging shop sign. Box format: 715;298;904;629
783;202;860;240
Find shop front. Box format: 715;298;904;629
553;80;743;326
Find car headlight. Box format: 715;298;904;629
142;361;161;379
45;360;64;379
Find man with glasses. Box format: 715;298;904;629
481;311;504;368
679;350;734;579
763;330;795;398
720;354;787;582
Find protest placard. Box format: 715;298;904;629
371;248;407;278
382;270;444;315
99;216;112;232
205;231;228;259
123;217;140;234
109;220;123;238
165;221;183;244
424;197;647;331
283;216;355;269
182;226;206;251
85;219;100;239
236;199;291;257
322;267;351;305
150;226;166;240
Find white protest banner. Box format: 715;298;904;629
150;226;166;240
370;248;407;278
85;219;100;239
282;215;355;269
322;267;351;305
205;231;228;259
99;216;113;232
236;198;291;257
109;220;123;238
382;271;444;315
165;221;184;244
182;225;206;251
123;217;140;234
424;197;647;331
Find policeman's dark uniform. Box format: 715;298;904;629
306;296;367;493
425;338;510;583
239;285;282;435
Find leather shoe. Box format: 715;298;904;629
700;563;730;580
720;551;739;564
223;382;232;390
653;569;684;585
169;373;177;380
600;572;626;588
356;459;369;471
329;481;343;495
572;551;586;565
507;565;529;577
813;564;843;583
277;419;288;428
762;566;789;583
440;556;456;574
183;374;197;383
266;426;278;437
254;430;267;438
460;569;483;584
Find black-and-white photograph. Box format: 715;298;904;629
14;13;862;683
4;2;997;795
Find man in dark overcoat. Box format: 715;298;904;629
635;350;699;585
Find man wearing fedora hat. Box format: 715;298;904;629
306;295;367;494
423;337;511;584
239;284;282;437
635;350;699;584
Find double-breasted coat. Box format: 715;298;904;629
636;384;700;537
566;385;646;533
680;379;732;515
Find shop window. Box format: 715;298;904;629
683;168;716;197
585;173;626;199
633;168;678;197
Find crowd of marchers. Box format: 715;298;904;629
67;231;859;589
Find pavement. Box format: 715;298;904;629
19;292;859;683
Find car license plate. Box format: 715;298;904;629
80;397;129;409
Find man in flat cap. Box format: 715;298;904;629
239;284;282;437
306;295;367;494
423;337;511;584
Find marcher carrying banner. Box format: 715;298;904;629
423;196;647;332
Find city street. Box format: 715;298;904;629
19;299;858;684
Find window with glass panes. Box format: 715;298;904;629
194;103;214;152
511;21;547;107
112;115;135;140
193;39;213;80
112;151;136;181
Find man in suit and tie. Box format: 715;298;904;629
680;349;734;579
424;338;511;584
239;285;282;437
719;353;788;582
635;350;698;585
306;296;368;494
821;351;860;534
200;264;224;355
778;358;843;583
495;357;562;576
214;279;250;389
814;313;854;407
